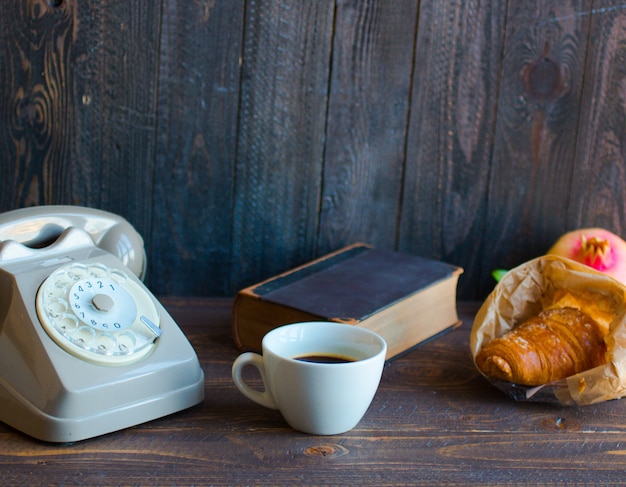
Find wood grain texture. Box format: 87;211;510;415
72;0;161;232
231;0;334;291
2;1;626;300
483;1;590;291
0;0;161;233
149;1;244;295
399;0;506;300
570;1;626;230
2;299;626;486
0;0;76;207
317;0;417;254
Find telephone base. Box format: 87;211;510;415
0;373;204;443
0;215;206;443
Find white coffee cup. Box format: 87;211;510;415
231;322;387;435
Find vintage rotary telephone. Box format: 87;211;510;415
0;205;204;442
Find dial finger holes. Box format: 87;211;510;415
87;263;108;279
116;332;137;353
67;263;88;281
110;269;128;284
37;261;159;365
75;325;96;344
95;333;116;353
46;282;68;300
45;298;67;318
58;314;78;332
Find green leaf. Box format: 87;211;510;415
492;269;508;282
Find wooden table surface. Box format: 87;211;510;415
3;297;626;486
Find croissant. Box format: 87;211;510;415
475;307;607;386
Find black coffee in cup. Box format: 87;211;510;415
294;354;356;364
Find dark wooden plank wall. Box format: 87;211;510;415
1;0;625;301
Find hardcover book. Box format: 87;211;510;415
231;243;463;360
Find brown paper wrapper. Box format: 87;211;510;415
470;255;626;405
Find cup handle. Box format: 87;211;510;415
231;352;279;410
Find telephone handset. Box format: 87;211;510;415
0;205;147;278
0;205;204;442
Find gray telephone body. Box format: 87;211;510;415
0;205;204;442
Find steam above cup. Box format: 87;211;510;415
231;322;387;435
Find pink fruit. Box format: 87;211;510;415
547;228;626;285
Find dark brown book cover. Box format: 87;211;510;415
232;243;463;359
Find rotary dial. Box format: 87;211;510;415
36;262;161;365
